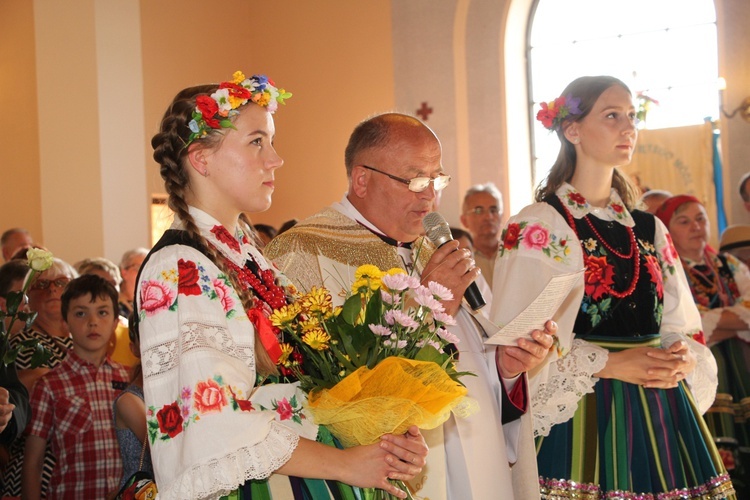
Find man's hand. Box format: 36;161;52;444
0;387;15;434
420;240;479;316
497;320;557;378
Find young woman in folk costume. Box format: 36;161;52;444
490;75;735;498
656;195;750;496
138;71;427;500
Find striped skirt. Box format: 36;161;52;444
703;338;750;497
536;335;736;499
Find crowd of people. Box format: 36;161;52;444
0;71;745;499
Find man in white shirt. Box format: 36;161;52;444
460;183;504;288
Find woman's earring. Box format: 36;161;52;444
572;138;580;144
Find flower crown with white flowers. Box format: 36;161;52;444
536;95;582;131
186;71;292;147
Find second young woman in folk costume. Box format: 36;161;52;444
490;75;735;498
138;71;427;499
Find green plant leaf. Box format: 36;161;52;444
5;291;24;315
340;295;362;325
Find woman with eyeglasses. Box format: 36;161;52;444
1;257;78;498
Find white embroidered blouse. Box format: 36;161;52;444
489;183;718;437
137;207;317;500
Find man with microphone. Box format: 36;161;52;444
265;112;555;499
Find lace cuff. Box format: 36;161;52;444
661;331;717;414
532;339;608;437
728;304;750;343
700;308;722;344
158;422;300;500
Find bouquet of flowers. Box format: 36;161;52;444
0;248;54;366
270;265;472;499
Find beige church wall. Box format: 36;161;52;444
140;0;395;232
1;0;149;265
0;0;43;249
1;0;748;263
716;0;750;225
391;0;523;227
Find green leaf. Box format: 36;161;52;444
414;345;443;364
5;291;24;315
29;343;52;368
363;292;383;326
340;295;362;325
16;311;33;322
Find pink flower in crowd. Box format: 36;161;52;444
380;290;402;306
382;273;420;291
384;310;420;330
384;339;408;349
414;286;444;313
436;327;460;344
427;281;453;302
369;324;393;337
432;311;456;326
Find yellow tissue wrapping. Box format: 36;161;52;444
306;357;469;448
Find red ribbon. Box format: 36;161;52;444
247;307;282;364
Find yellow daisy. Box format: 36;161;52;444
302;286;333;316
269;303;302;327
302;328;331;351
278;343;294;365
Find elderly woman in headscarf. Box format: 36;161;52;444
656;195;750;494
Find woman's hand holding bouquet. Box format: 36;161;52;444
270;265;473;498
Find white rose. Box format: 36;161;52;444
26;248;54;272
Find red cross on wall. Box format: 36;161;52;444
416;102;433;121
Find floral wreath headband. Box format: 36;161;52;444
185;71;292;148
536;94;582;132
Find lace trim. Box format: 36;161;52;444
539;473;735;499
157;422;300;500
700;308;722;344
532;339;608;437
661;331;717;414
142;321;254;379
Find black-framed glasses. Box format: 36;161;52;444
465;206;501;216
361;165;451;193
31;277;70;291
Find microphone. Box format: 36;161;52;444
422;212;486;311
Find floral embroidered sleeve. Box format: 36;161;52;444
713;253;750;343
490;203;609;437
137;244;311;500
654;218;718;413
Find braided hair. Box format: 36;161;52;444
151;85;277;376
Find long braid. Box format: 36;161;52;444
152;86;278;376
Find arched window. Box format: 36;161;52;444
528;0;719;187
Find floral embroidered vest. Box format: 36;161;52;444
684;252;740;310
546;195;663;339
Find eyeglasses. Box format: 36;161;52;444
465;206;501;216
361;165;451;193
31;278;70;291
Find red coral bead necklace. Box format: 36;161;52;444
561;202;640;299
